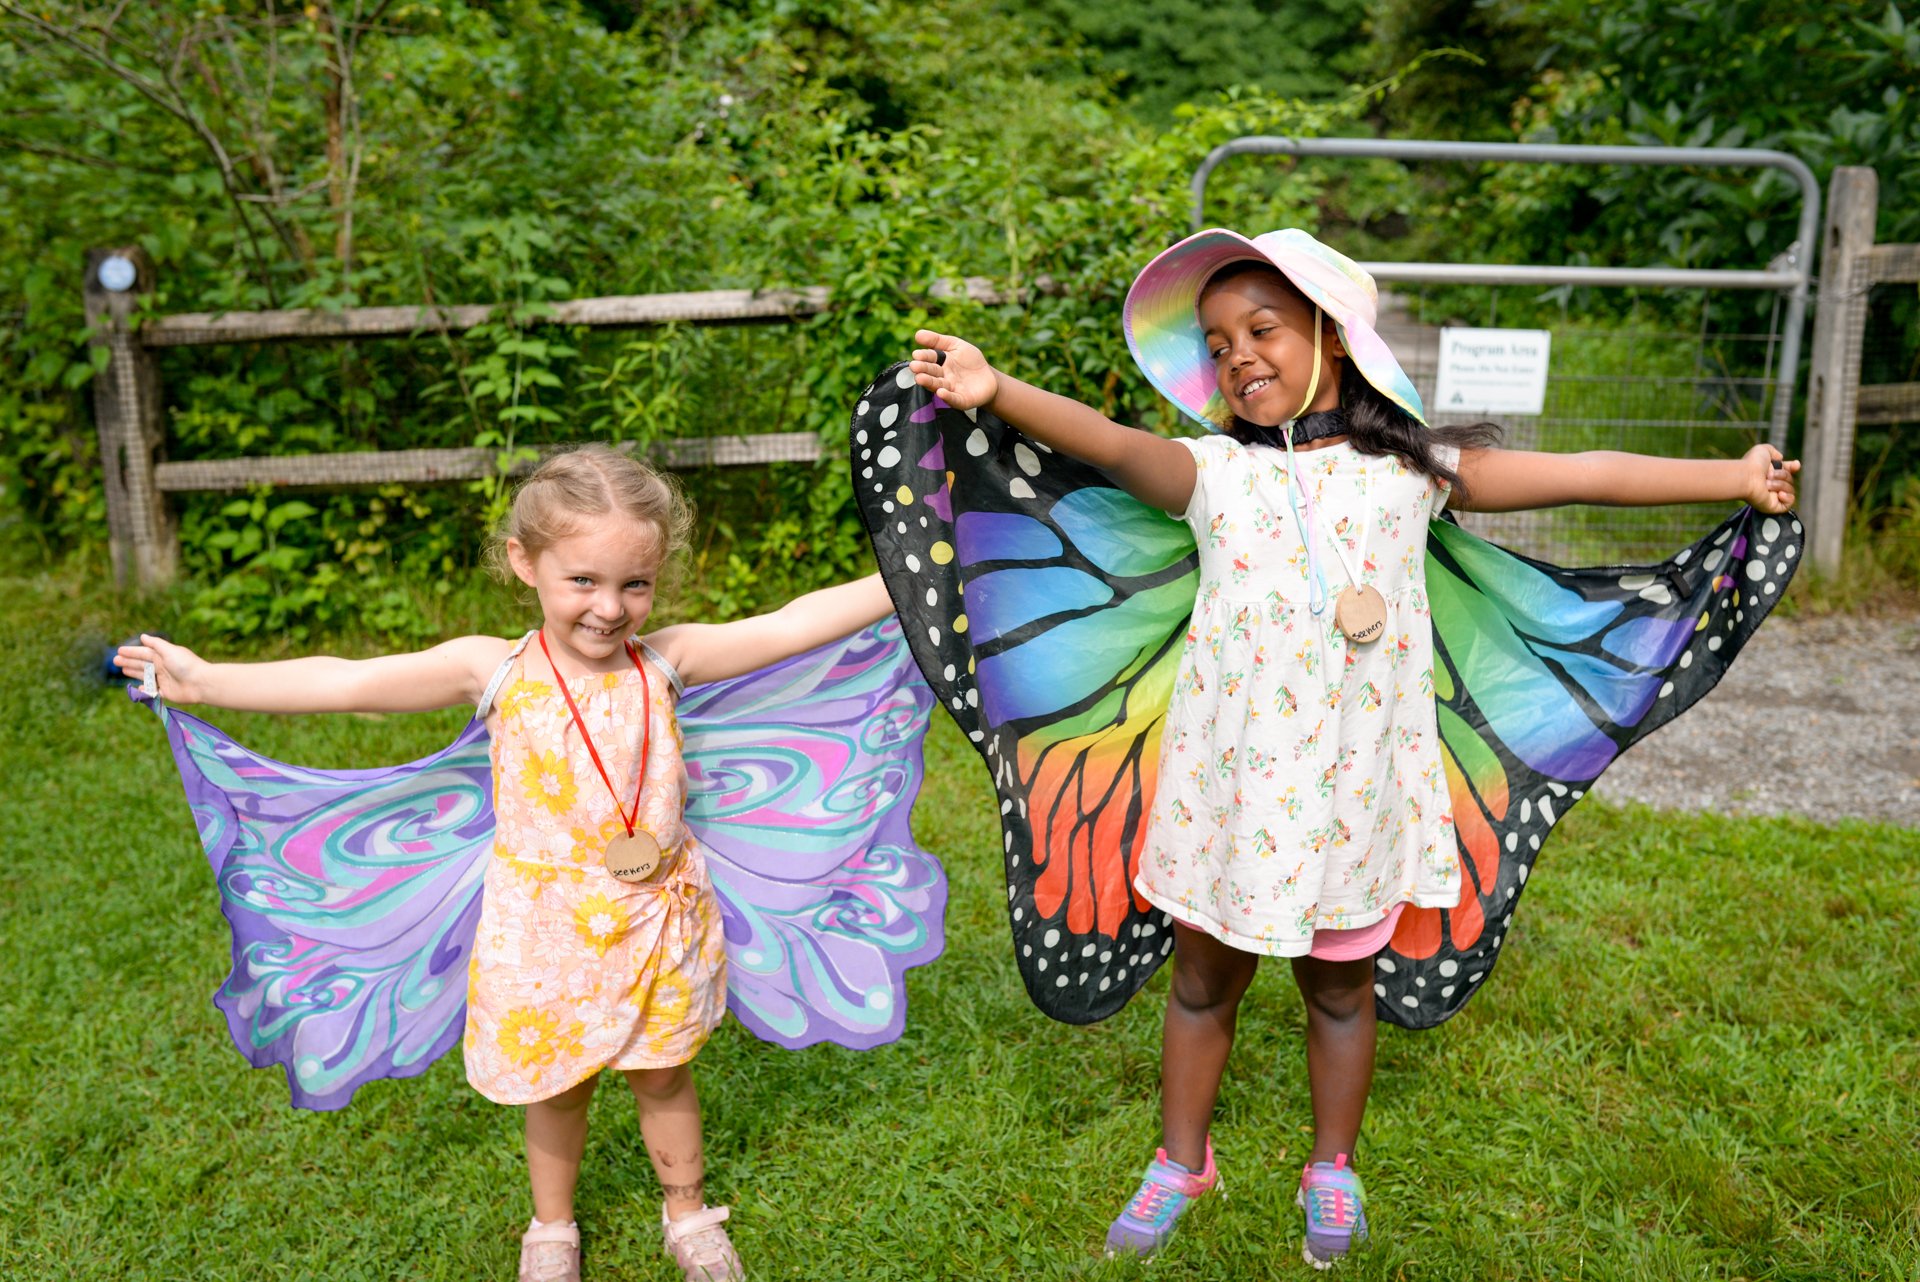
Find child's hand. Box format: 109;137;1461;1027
1745;444;1800;514
113;633;208;703
909;330;997;411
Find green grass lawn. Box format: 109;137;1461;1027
3;573;1917;1282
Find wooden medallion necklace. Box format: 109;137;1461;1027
1273;309;1383;645
538;629;663;883
1320;503;1386;645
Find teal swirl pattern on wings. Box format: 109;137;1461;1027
679;617;947;1049
159;707;494;1109
134;623;946;1108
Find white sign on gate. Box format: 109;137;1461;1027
1433;327;1552;416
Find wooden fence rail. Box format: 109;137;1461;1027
150;435;827;494
90;182;1906;587
85;246;1016;587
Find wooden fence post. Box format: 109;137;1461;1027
1801;167;1878;577
84;246;176;587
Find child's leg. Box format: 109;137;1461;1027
1161;922;1261;1168
624;1064;706;1219
525;1072;601;1223
1287;953;1377;1161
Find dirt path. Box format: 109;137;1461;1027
1592;610;1920;827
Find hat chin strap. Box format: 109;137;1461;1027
1291;309;1325;425
1280;308;1331;616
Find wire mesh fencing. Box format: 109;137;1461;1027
1378;290;1782;565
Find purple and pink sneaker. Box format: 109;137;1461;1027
1296;1152;1368;1268
1103;1137;1222;1256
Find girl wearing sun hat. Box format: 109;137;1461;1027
906;227;1799;1266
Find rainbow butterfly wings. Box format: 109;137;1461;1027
139;619;944;1109
852;361;1801;1029
855;367;1197;1020
1378;511;1801;1022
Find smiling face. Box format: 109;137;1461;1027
1198;265;1346;428
507;514;665;674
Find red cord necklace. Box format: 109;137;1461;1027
538;629;662;883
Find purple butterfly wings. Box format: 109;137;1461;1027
147;710;493;1110
136;619;944;1110
681;619;945;1050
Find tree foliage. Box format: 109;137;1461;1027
1010;0;1373;122
0;0;1368;636
1;0;1913;634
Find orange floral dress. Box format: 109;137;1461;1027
463;637;728;1105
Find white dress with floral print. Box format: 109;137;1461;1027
464;640;728;1105
1134;435;1463;956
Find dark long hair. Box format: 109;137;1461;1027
1226;365;1501;499
1205;262;1501;499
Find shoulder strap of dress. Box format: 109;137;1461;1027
636;640;685;699
475;631;537;719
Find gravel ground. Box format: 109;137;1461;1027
1593;610;1920;827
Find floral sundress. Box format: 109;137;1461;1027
1134;436;1463;957
463;636;728;1105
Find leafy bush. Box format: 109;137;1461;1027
3;0;1914;635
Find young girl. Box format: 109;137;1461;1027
904;228;1799;1267
117;445;897;1282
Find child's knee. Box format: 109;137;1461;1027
530;1072;600;1118
624;1063;692;1101
1300;974;1372;1025
1170;956;1255;1015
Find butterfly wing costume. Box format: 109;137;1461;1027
851;363;1801;1029
135;619;944;1110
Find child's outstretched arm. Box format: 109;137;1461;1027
1453;443;1800;515
112;634;510;715
647;573;894;689
909;330;1198;515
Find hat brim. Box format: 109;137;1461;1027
1122;228;1426;430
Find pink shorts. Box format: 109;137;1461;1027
1171;902;1405;961
1307;902;1407;961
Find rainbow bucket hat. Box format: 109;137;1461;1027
1123;227;1426;431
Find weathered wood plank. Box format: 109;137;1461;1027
1856;381;1920;425
139;277;1022;347
1862;243;1920;284
86;247;177;586
141;289;833;347
1803;168;1878;574
152;434;824;493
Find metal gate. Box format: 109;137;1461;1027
1191;139;1820;564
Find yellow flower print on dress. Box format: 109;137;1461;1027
504;855;563;892
640;969;696;1056
569;814;623;864
522;749;578;815
497;678;551;721
496;1006;585;1072
573;892;630;958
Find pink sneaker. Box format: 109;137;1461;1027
1296;1153;1369;1268
518;1219;580;1282
662;1204;745;1282
1104;1136;1223;1256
